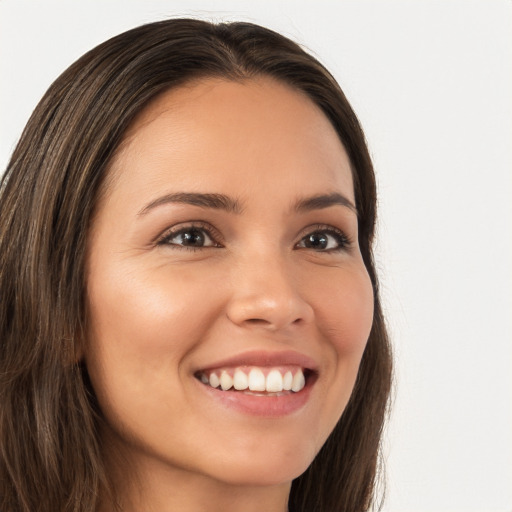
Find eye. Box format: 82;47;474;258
296;226;350;252
157;224;219;249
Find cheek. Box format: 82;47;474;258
87;261;222;358
315;265;374;354
84;261;225;415
312;264;374;412
84;261;230;445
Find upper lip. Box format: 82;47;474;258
196;349;319;373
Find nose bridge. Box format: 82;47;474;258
226;246;313;330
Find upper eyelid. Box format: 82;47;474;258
295;223;351;241
156;221;223;245
156;221;352;247
296;226;351;249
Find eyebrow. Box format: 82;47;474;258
138;192;243;216
137;191;357;216
294;193;357;214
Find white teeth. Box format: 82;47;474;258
266;369;284;392
233;369;249;390
291;370;305;392
248;368;266;391
201;367;307;393
209;372;220;388
283;371;293;391
220;371;233;391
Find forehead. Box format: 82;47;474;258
105;76;354;207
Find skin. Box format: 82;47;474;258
85;77;374;512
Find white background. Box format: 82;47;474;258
1;1;511;511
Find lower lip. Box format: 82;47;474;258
195;377;315;417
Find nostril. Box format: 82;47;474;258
243;316;303;329
240;314;306;330
246;318;270;325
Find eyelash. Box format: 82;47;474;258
156;222;352;253
296;224;352;252
157;222;222;251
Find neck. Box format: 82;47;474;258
98;443;290;512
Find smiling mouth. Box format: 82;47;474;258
195;366;314;395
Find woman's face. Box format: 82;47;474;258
85;77;374;489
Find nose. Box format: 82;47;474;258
225;255;314;331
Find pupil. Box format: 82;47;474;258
182;229;204;246
306;233;327;249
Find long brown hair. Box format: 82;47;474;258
0;18;392;512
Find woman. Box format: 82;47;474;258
0;18;392;512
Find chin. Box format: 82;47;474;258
198;439;317;488
207;460;310;488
